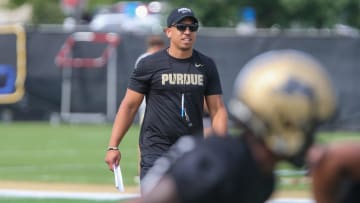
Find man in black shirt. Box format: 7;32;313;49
105;7;228;180
135;49;338;203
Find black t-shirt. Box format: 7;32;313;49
169;135;275;203
342;181;360;203
129;49;222;176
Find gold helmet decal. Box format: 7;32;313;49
229;50;337;157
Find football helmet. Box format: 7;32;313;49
229;50;337;164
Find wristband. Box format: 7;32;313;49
107;146;119;151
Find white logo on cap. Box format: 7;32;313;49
178;8;192;14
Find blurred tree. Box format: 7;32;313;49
343;0;360;29
170;0;360;29
169;0;240;27
85;0;119;13
8;0;65;24
7;0;119;24
237;0;360;28
5;0;360;29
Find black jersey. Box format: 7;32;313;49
341;181;360;203
168;135;275;203
128;49;222;177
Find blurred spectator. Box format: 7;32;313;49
133;35;165;184
135;35;166;126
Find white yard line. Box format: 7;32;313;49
0;189;315;203
268;199;314;203
0;189;140;201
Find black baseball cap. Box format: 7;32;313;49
167;7;199;27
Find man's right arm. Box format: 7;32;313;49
105;89;144;171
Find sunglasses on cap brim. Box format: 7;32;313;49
172;23;199;32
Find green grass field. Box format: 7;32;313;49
0;198;121;203
0;122;141;186
0;122;359;202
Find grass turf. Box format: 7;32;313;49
0;122;359;203
0;122;359;191
0;198;123;203
0;122;140;186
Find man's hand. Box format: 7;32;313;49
105;149;121;172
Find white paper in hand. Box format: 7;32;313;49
113;164;125;192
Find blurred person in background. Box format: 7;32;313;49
307;142;360;203
131;49;338;203
135;35;166;126
105;7;228;183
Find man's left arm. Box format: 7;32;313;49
205;94;228;136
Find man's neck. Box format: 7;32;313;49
167;47;193;59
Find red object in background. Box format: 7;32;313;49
55;32;120;68
61;0;87;16
63;0;80;7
